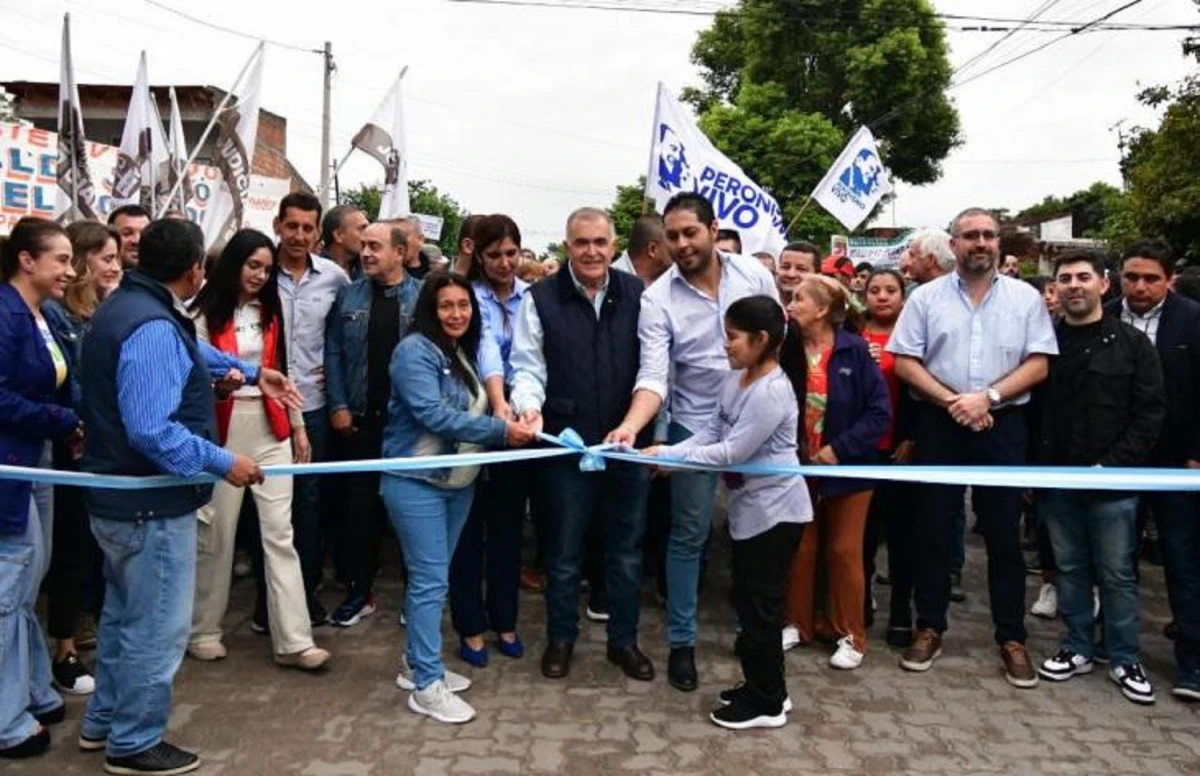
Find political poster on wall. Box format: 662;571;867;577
0;121;289;238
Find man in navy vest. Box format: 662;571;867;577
510;207;654;682
78;219;301;776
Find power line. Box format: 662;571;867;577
142;0;322;54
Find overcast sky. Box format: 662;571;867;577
2;0;1196;247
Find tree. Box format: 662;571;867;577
1015;181;1127;240
609;177;653;246
340;179;468;254
686;0;961;187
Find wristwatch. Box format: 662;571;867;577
986;387;1002;407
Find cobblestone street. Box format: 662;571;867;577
17;526;1200;776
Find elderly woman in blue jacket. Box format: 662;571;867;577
0;218;84;760
780;275;891;673
381;272;536;726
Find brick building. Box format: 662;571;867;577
1;81;310;190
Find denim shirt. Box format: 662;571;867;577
381;333;508;485
325;274;423;418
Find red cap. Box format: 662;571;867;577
821;255;854;277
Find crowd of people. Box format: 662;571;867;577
0;190;1197;773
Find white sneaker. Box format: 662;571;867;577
1110;663;1156;705
395;654;472;693
829;636;864;670
408;680;477;724
781;625;801;652
1038;648;1093;681
1031;583;1058;619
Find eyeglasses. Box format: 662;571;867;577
955;230;998;242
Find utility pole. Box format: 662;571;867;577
319;41;334;209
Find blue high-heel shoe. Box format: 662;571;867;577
496;635;525;659
459;638;489;667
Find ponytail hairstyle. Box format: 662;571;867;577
724;295;786;367
0;217;68;282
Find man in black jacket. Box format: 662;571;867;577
1103;240;1200;701
1037;251;1166;704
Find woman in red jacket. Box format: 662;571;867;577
188;229;329;671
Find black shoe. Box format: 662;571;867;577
949;572;966;603
606;644;655;681
34;704;65;726
541;642;574;679
668;647;697;692
0;728;50;759
1165;621;1180;641
307;595;329;628
104;741;200;775
53;652;95;695
710;698;786;730
886;625;914;648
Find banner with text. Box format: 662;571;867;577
0;122;288;237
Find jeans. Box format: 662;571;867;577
913;407;1027;645
665;422;720;648
381;476;474;691
950;488;966;575
293;408;329;597
82;514;196;758
543;458;649;649
1043;492;1140;666
450;459;530;637
1151;491;1200;674
0;498;59;750
732;522;803;714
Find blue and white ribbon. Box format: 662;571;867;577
4;429;1199;492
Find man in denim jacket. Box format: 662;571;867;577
324;221;422;627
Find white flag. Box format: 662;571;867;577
204;43;264;250
112;52;169;212
643;83;786;257
54;13;98;223
161;86;192;212
811;126;892;232
351;70;409;218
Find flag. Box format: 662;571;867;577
54;13;98;223
203;43;264;250
159;86;192;212
811;126;893;232
112;52;169;212
643;83;786;257
351;70;409;218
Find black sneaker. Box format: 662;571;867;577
53;653;96;695
104;741;200;775
717;683;793;712
949;572;966;603
250;599;269;635
710;697;787;730
0;727;50;759
1038;648;1093;682
330;590;376;628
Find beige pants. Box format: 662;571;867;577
191;401;313;655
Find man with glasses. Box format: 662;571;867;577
887;207;1057;688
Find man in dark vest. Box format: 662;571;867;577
510;207;654;682
78;219;301;776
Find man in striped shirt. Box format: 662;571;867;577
79;219;302;775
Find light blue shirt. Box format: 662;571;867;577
634;251;779;434
475;277;531;383
509;264;608;415
886;271;1058;405
277;254;350;412
118;321;261;478
612;252;635;275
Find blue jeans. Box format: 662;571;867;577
82;515;196;758
542;459;649;648
1151;491;1200;674
0;498;59;750
293;408;329;595
665;422;719;648
1044;493;1140;666
381;476;474;691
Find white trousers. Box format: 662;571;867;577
191;401;313;655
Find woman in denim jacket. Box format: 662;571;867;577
381;272;536;725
